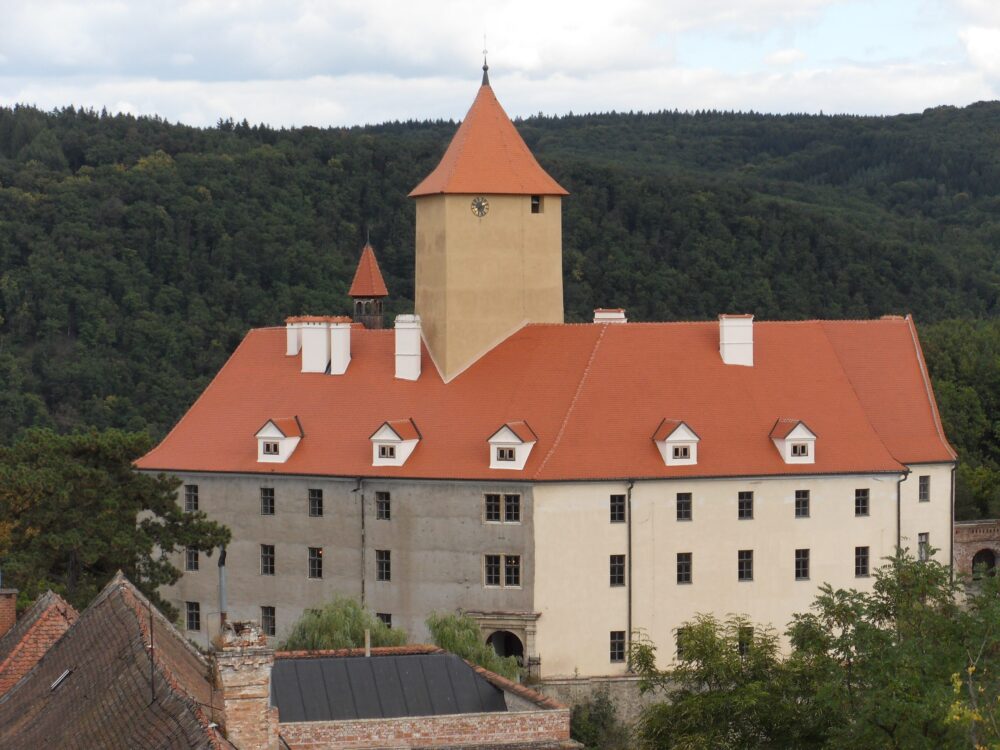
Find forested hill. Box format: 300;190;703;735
0;102;998;516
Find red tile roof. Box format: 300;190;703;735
491;421;538;444
373;418;421;441
136;316;954;481
409;82;568;197
652;419;698;442
348;244;389;298
260;416;303;438
769;418;811;440
0;591;77;696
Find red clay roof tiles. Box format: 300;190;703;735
135;316;954;481
348;243;389;298
0;591;77;696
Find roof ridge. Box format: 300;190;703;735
533;325;608;477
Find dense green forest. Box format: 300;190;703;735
0;102;997;517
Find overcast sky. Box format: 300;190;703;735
1;0;998;127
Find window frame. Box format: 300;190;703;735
672;445;690;460
738;549;754;581
791;443;809;457
676;552;692;584
676;492;693;521
484;493;502;523
738;491;754;520
855;488;870;517
531;195;543;214
185;546;199;572
376;612;393;628
262;441;280;455
505;555;521;587
376;549;391;582
504;494;521;523
185;601;201;632
610;630;626;663
795;548;810;581
794;489;810;518
183;484;199;513
855;545;870;577
376;491;391;520
260;544;275;576
308;547;323;579
308;488;323;518
378;444;396;459
484;553;502;587
610;494;626;523
496;447;516;462
918;532;930;562
260;487;275;516
609;554;626;587
918;475;930;502
261;606;276;637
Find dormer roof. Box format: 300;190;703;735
370;419;421;442
489;421;538;444
348;244;389;299
257;417;303;438
652;419;700;442
409;79;568;197
769;419;815;440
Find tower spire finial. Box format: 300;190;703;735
482;36;489;86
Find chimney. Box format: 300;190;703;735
0;589;16;637
284;318;302;356
214;621;279;750
719;314;754;366
395;314;422;381
329;318;352;375
593;308;627;324
299;318;331;373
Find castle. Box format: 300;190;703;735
136;63;955;679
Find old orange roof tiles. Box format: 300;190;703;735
409;80;568;197
135;316;954;481
348;243;389;298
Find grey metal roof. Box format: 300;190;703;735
271;652;508;722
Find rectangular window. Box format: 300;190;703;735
918;532;930;561
184;484;199;512
609;554;626;586
185;546;199;572
496;447;515;462
185;601;201;632
308;547;323;579
260;544;275;576
676;552;692;584
676;492;692;521
672;445;690;459
379;444;396;459
676;627;689;660
260;487;275;516
376;549;391;582
505;555;521;587
485;554;501;586
610;494;626;523
795;548;810;580
377;613;392;628
737;626;753;656
855;546;870;577
531;195;543;214
855;488;869;517
795;489;810;518
919;475;930;502
261;606;276;637
263;441;279;455
738;549;754;581
308;489;323;517
610;631;626;663
791;443;809;457
376;491;391;520
738;491;754;520
485;493;501;522
504;494;521;523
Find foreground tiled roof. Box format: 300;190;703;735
136;316;954;481
0;591;77;695
0;573;230;750
409;81;568;197
348;243;389;298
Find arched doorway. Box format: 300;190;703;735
972;549;997;579
487;630;524;664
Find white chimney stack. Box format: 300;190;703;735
299;318;331;373
284;318;302;356
593;308;627;324
719;314;754;366
329;318;352;375
395;314;422;381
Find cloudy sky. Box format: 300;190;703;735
1;0;998;127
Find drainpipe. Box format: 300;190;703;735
896;469;910;551
353;479;366;607
626;479;635;670
950;463;957;579
218;546;227;632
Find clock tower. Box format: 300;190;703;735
409;62;568;381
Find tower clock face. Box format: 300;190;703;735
471;196;489;217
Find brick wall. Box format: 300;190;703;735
954;520;1000;578
215;647;279;750
0;591;15;638
0;593;78;696
280;708;571;749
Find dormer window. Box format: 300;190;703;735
255;417;303;464
652;420;700;467
370;419;420;467
488;421;538;471
770;419;817;464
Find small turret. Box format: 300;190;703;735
348;243;389;329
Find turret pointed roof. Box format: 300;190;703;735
348;243;389;298
409;75;568;197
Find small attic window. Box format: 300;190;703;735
531;195;542;213
791;443;809;457
379;444;396;459
672;445;690;460
262;441;280;455
497;447;516;462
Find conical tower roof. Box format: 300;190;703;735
349;243;389;298
409;73;568;197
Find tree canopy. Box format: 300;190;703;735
281;596;407;651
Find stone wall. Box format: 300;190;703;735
279;708;571;749
954;520;1000;578
536;675;661;726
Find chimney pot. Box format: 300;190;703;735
329;318;352;375
395;315;422;381
299;319;331;373
214;620;278;750
719;314;754;366
284;319;302;356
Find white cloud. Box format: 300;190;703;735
960;26;1000;77
764;48;807;66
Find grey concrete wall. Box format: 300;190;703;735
164;473;534;647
